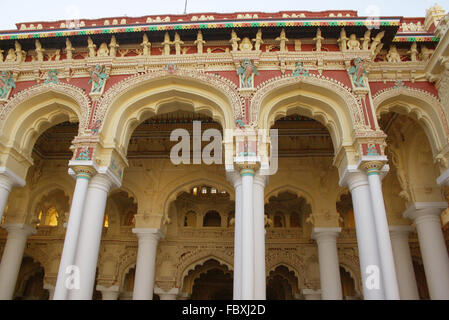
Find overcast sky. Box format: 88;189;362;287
0;0;447;30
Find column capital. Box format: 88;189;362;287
2;223;37;237
253;171;268;187
390;226;414;239
312;228;342;242
96;285;120;293
403;202;448;222
339;169;369;191
132;228;165;241
154;287;180;299
0;167;25;189
360;161;387;176
70;166;96;180
236;163;259;177
226;171;242;188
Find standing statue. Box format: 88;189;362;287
361;29;371;50
109;36;119;57
5;49;16;62
35;40;45;62
408;42;419;61
194;31;206;54
237;59;259;89
88;65;109;94
97;42;109;57
294;40;302;52
386;45;401;63
173;33;184;56
65;38;75;60
313;28;324;52
15;41;25;63
276;29;288;52
87;37;97;58
348;58;368;88
239;37;253;51
230;30;240;52
54;49;61;61
252;29;263;51
337;28;349;52
0;71;16;100
370;31;385;55
162;32;172;56
347;34;361;51
141;34;151;56
420;45;434;61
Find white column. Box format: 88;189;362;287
96;285;120;300
404;203;449;300
132;228;163;300
228;172;243;300
68;174;114;300
240;167;255;300
54;166;94;300
312;228;343;300
44;283;55;300
340;171;384;300
389;226;420;300
253;173;267;300
363;162;400;300
302;289;322;300
154;288;179;300
0;224;36;300
0;168;25;224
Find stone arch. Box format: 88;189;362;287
0;83;90;161
116;250;138;290
339;252;362;295
373;87;449;157
176;248;234;288
265;252;307;288
264;185;315;213
96;69;242;157
158;173;234;224
252;74;362;152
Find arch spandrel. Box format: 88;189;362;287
95;70;242;157
251;75;364;152
373;87;449;159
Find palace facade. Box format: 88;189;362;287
0;5;448;300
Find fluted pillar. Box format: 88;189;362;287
312;228;343;300
340;171;385;300
389;226;420;300
253;173;267;300
54;166;95;300
68;173;116;300
0;224;36;300
132;228;164;300
404;203;449;300
362;161;400;300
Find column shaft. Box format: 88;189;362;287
54;169;92;300
68;174;112;300
312;228;343;300
366;169;400;300
0;224;36;300
241;170;255;300
345;172;385;300
232;175;243;300
405;205;449;300
132;229;163;300
253;174;266;300
389;226;419;300
0;175;14;223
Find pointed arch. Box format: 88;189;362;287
95;69;242;156
0;83;90;161
373;87;449;157
252;74;362;152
